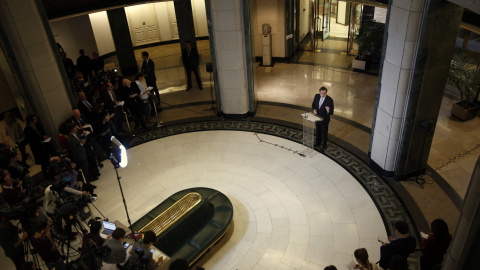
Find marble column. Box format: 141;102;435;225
107;8;138;77
0;0;75;151
443;156;480;269
205;0;255;117
174;0;197;47
369;0;463;179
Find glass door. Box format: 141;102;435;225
322;0;331;40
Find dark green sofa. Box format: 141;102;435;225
131;187;233;266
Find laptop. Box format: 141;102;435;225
101;221;116;236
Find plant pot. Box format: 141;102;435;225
451;101;479;121
352;57;366;70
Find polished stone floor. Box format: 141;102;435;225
96;131;387;269
2;38;479;269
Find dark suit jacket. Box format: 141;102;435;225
141;58;156;84
77;100;94;119
182;47;200;67
311;94;334;122
24;124;49;165
379;236;416;269
68;133;87;163
120;84;142;111
102;90;119;113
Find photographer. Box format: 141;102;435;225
7;151;31;195
0;215;28;270
127;231;163;270
1;169;26;207
30;221;66;270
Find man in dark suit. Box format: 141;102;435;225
181;41;202;91
311;86;334;152
141;51;160;105
66;122;92;183
76;49;92;82
379;220;416;269
102;82;124;133
77;91;94;121
120;79;147;131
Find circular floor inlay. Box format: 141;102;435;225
95;131;387;269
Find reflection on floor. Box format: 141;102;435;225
2;38;479;269
101;131;389;269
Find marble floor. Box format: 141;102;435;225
2;37;480;269
95;131;387;269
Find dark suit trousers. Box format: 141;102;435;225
77;158;91;183
186;65;202;88
315;120;329;149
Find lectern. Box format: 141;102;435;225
301;112;323;149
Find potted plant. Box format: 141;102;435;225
352;21;385;70
447;47;480;121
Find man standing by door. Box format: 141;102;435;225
312;86;334;152
141;51;161;106
182;41;203;91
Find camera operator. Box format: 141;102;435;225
1;169;27;207
44;156;89;216
0;214;28;270
103;227;128;270
30;221;66;270
127;231;163;270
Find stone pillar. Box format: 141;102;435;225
205;0;255;118
107;8;138;77
369;0;463;179
443;156;480;269
0;0;75;150
174;0;197;47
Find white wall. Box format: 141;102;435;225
50;15;98;61
299;0;310;41
253;0;285;58
192;0;209;37
89;11;116;56
155;2;173;41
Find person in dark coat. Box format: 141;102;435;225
24;115;51;177
120;79;147;130
0;215;28;270
421;219;452;270
311;86;334;152
77;49;92;82
379;221;416;269
141;51;160;105
181;41;203;91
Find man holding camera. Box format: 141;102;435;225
127;231;163;270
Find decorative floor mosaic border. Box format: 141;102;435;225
127;119;421;268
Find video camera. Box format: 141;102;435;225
48;154;73;178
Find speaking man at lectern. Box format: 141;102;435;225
312;86;334;152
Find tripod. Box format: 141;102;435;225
203;64;216;114
110;154;135;237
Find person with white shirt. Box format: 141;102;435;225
135;73;152;122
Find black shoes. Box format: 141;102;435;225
199;86;203;90
186;87;192;91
